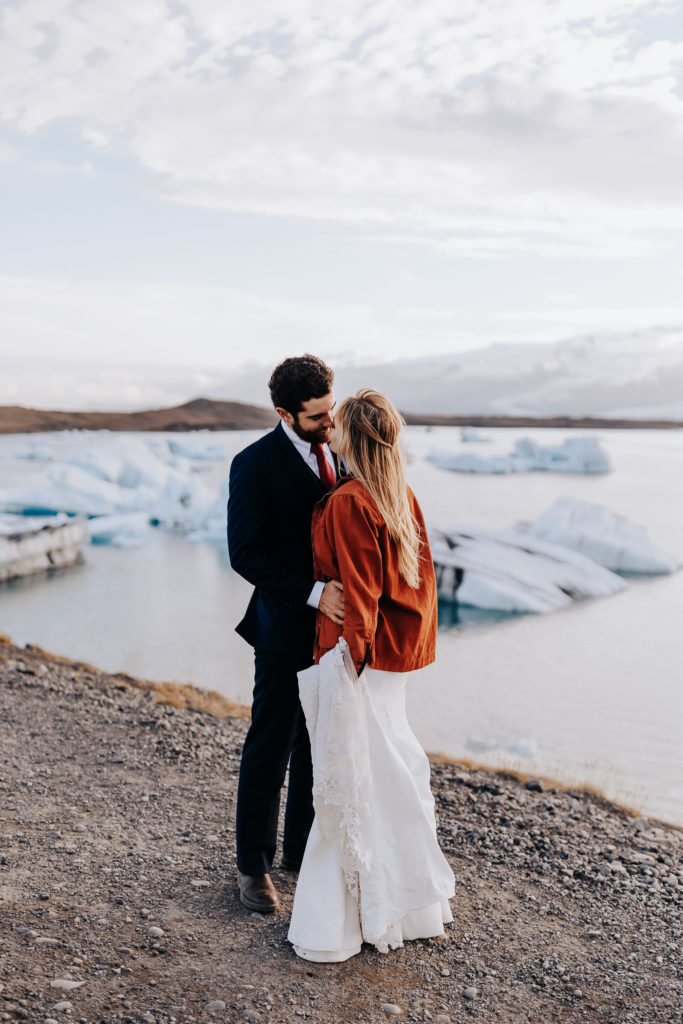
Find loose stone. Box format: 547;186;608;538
205;1000;227;1011
381;1004;403;1015
148;926;164;937
463;987;479;1000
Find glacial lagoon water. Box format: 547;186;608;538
1;426;682;827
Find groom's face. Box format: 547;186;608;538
279;391;336;444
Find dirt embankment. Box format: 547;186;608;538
0;637;681;1024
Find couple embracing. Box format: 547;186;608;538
227;354;454;962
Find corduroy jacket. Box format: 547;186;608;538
312;476;438;672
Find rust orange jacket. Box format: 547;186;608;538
312;476;438;672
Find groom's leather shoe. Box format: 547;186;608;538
237;870;280;913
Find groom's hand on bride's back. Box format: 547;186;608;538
319;580;344;624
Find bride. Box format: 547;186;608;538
288;388;455;962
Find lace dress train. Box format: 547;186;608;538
288;648;455;962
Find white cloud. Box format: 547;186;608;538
0;271;487;372
1;0;682;257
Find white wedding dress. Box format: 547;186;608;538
288;640;455;962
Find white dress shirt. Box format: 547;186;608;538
280;419;335;610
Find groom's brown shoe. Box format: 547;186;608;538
237;870;280;913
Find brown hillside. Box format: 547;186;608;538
0;398;278;434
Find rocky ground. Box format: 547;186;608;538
0;636;681;1024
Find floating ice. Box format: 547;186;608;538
466;736;499;753
0;515;88;582
465;735;538;758
4;441;53;461
504;737;539;758
460;426;491;443
428;435;612;474
0;436;217;527
88;513;152;547
519;497;679;574
431;524;627;613
167;435;230;460
431;496;678;612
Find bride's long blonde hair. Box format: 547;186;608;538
334;389;422;589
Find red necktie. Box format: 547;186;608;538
311;442;336;490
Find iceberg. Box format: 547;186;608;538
431;526;627;613
430;497;678;613
0;463;154;516
0;514;88;582
512;437;611;474
429;451;514;474
88;513;152;547
167;435;230;460
460;426;491;443
3;442;53;461
428;435;612;475
0;436;217;528
63;437;189;491
519;497;679;574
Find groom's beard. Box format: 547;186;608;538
291;421;332;445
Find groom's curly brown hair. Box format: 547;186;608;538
268;354;334;416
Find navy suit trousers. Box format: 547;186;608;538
235;649;315;875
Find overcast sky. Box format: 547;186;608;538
1;0;683;407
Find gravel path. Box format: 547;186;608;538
0;636;681;1024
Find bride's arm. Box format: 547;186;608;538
327;493;383;671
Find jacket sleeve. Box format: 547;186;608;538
227;448;314;609
327;493;383;669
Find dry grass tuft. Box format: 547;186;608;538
125;676;250;719
1;637;250;721
429;752;645;820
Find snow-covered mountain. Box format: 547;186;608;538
219;326;683;419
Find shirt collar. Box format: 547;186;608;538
280;417;314;456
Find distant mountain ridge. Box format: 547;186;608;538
215;326;683;419
3;326;683;429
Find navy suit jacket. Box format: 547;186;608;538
227;422;334;656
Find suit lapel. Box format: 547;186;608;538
272;421;328;497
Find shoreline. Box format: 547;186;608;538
1;634;681;1022
0;632;664;829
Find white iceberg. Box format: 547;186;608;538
0;514;88;582
4;441;53;461
0;436;218;529
513;437;612;474
63;437;188;491
0;463;154;516
428;435;612;475
429;451;514;474
431;525;627;613
167;435;229;460
460;426;491;443
519;497;679;574
88;512;152;547
431;497;678;613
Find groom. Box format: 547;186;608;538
227;354;343;913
